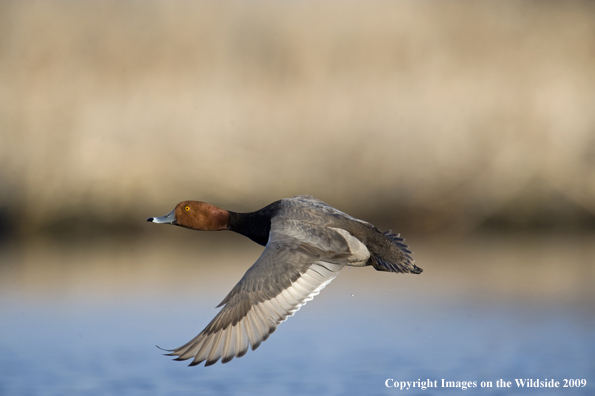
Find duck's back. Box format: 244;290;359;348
274;195;371;226
274;196;421;275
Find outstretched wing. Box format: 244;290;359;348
165;219;370;366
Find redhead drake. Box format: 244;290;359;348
148;195;422;366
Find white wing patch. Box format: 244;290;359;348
330;227;370;266
170;261;344;366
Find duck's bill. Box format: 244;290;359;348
147;210;176;224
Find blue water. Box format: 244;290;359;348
1;293;593;395
1;235;594;395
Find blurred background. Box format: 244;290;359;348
1;1;594;395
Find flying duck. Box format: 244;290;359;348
147;195;422;366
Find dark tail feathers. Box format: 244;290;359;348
371;231;423;274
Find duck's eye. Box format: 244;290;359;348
184;206;190;212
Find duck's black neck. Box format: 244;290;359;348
227;207;276;246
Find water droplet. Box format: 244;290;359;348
350;294;354;297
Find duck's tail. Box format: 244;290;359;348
371;231;423;274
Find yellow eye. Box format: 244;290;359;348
184;206;190;212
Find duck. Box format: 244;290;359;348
147;195;422;366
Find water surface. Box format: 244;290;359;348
1;234;594;395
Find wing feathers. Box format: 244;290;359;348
167;259;342;366
243;314;259;350
237;321;250;357
220;325;235;364
205;331;225;366
165;221;361;366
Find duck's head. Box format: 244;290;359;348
147;201;229;231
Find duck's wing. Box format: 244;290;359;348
290;195;373;227
165;219;370;367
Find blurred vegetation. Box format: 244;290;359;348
1;0;595;239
